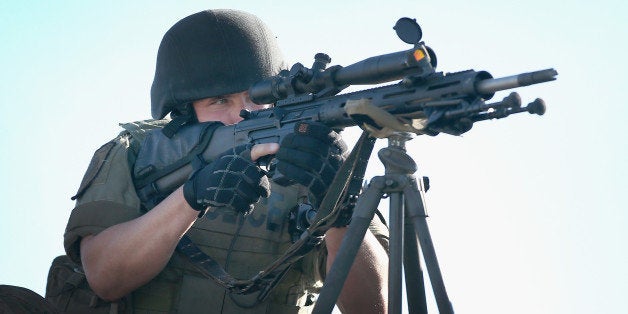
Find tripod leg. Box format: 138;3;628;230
403;207;428;314
312;177;386;314
403;181;455;314
389;192;404;314
391;189;429;314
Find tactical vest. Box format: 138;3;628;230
122;120;322;313
47;120;322;314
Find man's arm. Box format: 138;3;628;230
79;144;278;301
325;227;389;314
80;187;197;301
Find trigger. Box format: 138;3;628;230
256;154;276;172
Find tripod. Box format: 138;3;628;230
312;132;455;314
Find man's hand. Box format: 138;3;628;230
183;144;273;215
276;121;348;205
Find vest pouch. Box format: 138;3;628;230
45;255;128;314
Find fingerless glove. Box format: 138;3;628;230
276;121;348;205
183;145;271;217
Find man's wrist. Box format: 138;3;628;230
182;180;207;218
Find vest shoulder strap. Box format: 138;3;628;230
119;119;171;155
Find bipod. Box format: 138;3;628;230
312;132;454;314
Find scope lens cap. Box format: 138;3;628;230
394;18;422;44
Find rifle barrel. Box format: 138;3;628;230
475;68;557;94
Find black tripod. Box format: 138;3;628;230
313;132;455;314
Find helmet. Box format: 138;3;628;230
150;9;285;119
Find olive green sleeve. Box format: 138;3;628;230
64;138;143;263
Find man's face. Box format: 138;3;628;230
192;91;269;125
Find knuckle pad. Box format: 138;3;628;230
277;162;312;186
278;148;325;172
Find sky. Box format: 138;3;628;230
0;1;626;313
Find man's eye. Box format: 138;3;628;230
211;98;229;105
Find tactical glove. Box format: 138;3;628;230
183;145;271;217
276;121;348;205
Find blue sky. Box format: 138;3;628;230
0;1;626;313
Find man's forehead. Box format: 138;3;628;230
208;91;248;99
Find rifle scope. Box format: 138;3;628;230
249;46;436;105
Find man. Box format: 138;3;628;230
55;9;388;313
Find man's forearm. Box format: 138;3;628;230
80;187;198;301
325;227;389;314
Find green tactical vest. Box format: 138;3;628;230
119;120;323;313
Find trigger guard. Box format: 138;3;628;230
256;155;276;173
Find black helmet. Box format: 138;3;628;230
151;9;285;119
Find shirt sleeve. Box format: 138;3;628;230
63;136;143;263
